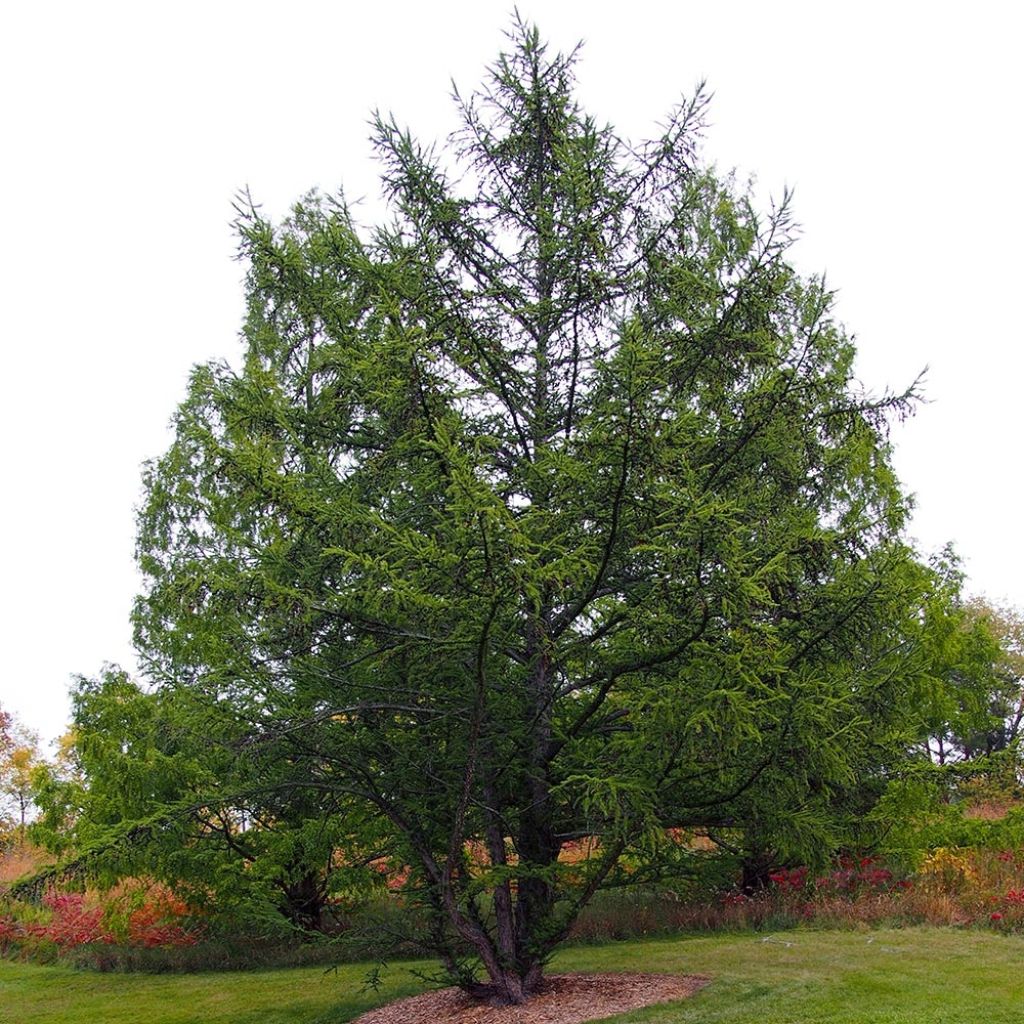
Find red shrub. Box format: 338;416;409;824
0;883;202;958
39;892;113;947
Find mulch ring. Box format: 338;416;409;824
353;971;711;1024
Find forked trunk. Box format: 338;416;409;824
279;870;326;931
469;961;545;1005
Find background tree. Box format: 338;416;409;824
0;702;42;848
915;592;1024;817
957;598;1024;759
911;553;1016;767
130;20;930;1003
0;704;13;842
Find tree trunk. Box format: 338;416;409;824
740;849;775;895
279;870;326;931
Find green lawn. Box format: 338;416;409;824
3;928;1023;1024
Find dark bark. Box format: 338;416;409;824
740;850;775;896
278;870;327;931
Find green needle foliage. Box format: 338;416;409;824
29;668;382;934
130;17;940;1003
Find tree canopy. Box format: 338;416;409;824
127;20;941;1002
30;667;384;933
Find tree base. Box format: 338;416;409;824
463;978;542;1006
354;971;710;1023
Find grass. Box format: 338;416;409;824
557;928;1024;1023
4;927;1024;1024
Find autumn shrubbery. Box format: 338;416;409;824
0;841;434;971
5;832;1024;970
569;845;1024;942
0;843;205;967
0;879;204;966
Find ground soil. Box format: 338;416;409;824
353;971;711;1024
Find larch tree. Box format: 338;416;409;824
132;21;932;1002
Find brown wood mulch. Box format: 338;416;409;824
353;972;711;1024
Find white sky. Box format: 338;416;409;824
2;1;1021;746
